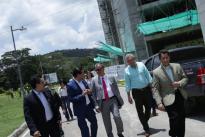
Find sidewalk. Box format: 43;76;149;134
19;87;205;137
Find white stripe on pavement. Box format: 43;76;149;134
21;129;29;137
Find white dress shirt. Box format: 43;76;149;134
74;80;90;105
34;90;53;121
85;79;92;89
58;86;68;97
101;76;114;99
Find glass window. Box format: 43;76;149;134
170;47;205;63
153;55;161;69
145;58;153;71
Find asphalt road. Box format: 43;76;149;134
20;87;205;137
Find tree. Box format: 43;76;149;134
0;48;39;90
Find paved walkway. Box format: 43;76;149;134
20;87;205;137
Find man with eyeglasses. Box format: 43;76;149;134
124;54;152;137
91;63;124;137
24;75;62;137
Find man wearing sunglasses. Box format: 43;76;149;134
24;75;61;137
91;63;124;137
124;54;153;137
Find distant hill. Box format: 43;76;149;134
46;48;106;58
40;48;107;79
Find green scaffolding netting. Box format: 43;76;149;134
137;10;199;35
94;56;111;62
97;54;113;59
96;42;123;56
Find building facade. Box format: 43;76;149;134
97;0;205;61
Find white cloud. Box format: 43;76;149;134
0;0;105;57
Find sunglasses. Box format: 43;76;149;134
127;58;135;62
37;81;45;85
95;67;104;72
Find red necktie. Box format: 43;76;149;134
102;77;109;101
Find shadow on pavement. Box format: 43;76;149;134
137;128;166;136
62;118;77;124
187;112;205;122
187;102;205;122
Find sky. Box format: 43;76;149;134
0;0;105;56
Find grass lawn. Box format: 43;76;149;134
0;94;24;137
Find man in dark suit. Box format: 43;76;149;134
23;75;61;137
67;67;98;137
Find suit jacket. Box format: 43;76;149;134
152;63;188;106
23;90;61;136
91;75;124;109
67;79;95;117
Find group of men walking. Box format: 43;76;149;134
23;49;188;137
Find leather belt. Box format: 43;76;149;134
102;96;115;101
133;85;149;92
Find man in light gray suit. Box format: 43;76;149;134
152;49;188;137
91;63;124;137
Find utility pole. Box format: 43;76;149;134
10;26;26;97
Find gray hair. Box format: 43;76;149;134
95;63;104;69
125;53;135;61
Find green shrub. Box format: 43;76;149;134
5;90;14;99
0;88;5;94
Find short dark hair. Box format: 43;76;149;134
30;75;42;89
72;67;83;78
159;49;170;59
59;79;67;85
90;72;94;78
87;71;94;78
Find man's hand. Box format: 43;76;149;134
86;89;92;94
33;131;41;137
82;89;92;95
96;108;101;113
82;89;89;95
95;106;101;113
128;95;133;104
172;81;180;88
157;103;165;111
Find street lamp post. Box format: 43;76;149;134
10;26;26;97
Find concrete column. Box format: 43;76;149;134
195;0;205;44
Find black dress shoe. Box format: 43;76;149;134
117;133;124;137
144;132;150;137
145;130;151;137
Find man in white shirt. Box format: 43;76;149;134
67;67;98;137
58;80;74;121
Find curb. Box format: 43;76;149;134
8;122;28;137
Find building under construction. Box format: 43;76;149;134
97;0;205;61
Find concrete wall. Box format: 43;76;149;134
109;0;148;61
195;0;205;44
96;0;120;46
98;0;205;60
